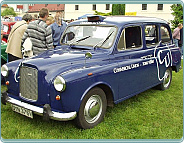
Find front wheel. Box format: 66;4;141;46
75;87;107;129
157;67;172;90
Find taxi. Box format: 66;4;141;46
1;15;181;129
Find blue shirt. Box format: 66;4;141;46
50;21;67;46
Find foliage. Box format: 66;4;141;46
112;4;125;15
94;4;125;16
94;10;112;16
1;7;17;17
170;4;183;29
1;61;183;139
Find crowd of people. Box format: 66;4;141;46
4;7;70;62
2;8;183;63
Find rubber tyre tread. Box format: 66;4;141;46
75;87;107;129
157;67;172;90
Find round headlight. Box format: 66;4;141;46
54;76;66;92
1;65;8;77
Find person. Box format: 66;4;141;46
149;25;156;37
22;7;53;56
5;14;32;62
50;14;67;47
46;16;54;26
172;23;183;47
1;30;3;41
179;27;183;57
32;14;38;21
69;19;74;23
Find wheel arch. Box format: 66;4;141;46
80;82;114;107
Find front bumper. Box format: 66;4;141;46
1;92;77;121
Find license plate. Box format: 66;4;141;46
11;104;33;119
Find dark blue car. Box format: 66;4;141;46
1;16;181;129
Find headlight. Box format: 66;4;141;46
54;76;66;92
1;65;8;77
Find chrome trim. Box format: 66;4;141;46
6;97;77;121
19;66;38;101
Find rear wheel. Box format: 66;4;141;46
157;67;172;90
76;87;107;129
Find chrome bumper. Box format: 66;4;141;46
1;92;77;121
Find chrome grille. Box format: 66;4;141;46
19;66;38;101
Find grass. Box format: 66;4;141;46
1;61;183;139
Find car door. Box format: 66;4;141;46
113;24;157;101
153;24;173;82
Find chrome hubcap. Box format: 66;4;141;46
84;95;102;124
163;69;171;88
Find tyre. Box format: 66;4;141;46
157;67;172;90
76;87;107;129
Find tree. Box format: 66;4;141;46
94;10;112;16
170;4;183;29
112;4;125;15
1;7;17;17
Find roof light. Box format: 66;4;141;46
87;15;106;22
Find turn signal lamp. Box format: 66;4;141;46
88;73;93;76
5;81;9;85
56;95;61;101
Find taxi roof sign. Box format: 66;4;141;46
87;15;106;22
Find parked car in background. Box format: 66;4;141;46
1;41;7;65
1;16;181;129
1;21;16;43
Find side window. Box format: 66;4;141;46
118;26;142;51
125;26;142;49
145;25;159;47
160;26;171;43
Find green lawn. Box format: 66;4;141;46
1;61;183;139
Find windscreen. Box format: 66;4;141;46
61;25;117;49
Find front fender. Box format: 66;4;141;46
80;81;114;101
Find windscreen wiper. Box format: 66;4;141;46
93;31;114;49
69;36;91;48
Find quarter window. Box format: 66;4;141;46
118;26;142;51
160;26;171;43
145;25;159;47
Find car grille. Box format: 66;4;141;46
19;66;38;101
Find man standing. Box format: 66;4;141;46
179;27;183;57
22;8;53;56
173;23;183;47
5;14;32;62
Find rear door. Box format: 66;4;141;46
154;24;173;82
114;24;157;101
